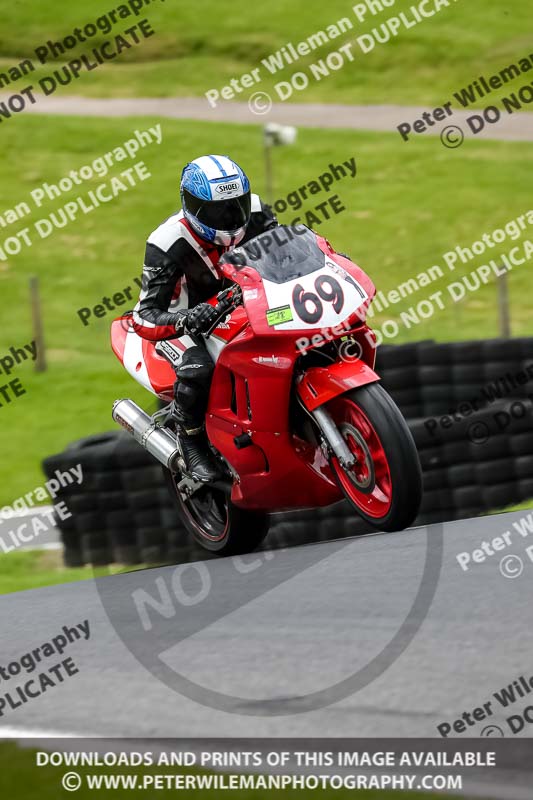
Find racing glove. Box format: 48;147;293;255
176;303;219;336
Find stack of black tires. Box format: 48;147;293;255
43;337;533;567
43;432;371;568
42;434;193;567
379;339;533;522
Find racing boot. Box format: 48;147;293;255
175;422;223;483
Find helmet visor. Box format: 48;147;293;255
184;189;251;232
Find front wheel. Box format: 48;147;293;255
163;468;270;556
326;383;422;532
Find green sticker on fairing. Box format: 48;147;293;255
266;305;293;326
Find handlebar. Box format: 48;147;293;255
203;285;243;338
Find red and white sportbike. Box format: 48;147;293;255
111;225;422;555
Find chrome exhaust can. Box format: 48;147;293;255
112;398;180;470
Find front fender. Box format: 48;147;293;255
297;360;380;411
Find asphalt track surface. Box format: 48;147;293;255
0;508;532;736
4;94;533;141
2;509;533;796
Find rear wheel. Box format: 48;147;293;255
163;468;270;555
326;383;422;532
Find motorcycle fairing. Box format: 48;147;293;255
296;360;380;411
110;226;379;511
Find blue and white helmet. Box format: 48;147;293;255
180;155;251;247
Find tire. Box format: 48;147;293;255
482;483;520;510
386;387;420;408
511;432;533;456
447;463;476;488
422;468;448;491
137;528;166;549
417;343;450;366
420;488;453;512
80;534;112;566
417;509;453;525
161;507;186;530
128;489;162;511
163;467;270;555
325;383;422;532
105;510;136;530
452;486;483;510
76;512;105;535
518;479;533;500
380;366;419;391
376;343;422;369
397;404;423;420
97;491;128;511
418;446;443;470
450;341;484;363
452;364;484;384
516;456;533;479
91;472;122;492
476;459;515;485
66;494;98;514
109;529;139;565
140;546;167;565
419;365;451;385
114;437;153;467
122;466;164;492
133;509;164;529
63;548;85;568
66;432;119;451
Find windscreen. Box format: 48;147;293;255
221;225;325;284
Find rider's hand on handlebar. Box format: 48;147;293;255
179;303;220;335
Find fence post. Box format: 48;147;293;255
497;270;511;338
29;276;47;372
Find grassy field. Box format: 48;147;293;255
0;113;531;505
0;0;530;105
0;550;135;594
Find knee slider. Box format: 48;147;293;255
177;346;213;382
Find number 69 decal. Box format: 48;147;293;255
292;274;364;325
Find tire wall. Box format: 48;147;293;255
41;337;533;565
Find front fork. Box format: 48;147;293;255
311;404;356;469
296;357;380;469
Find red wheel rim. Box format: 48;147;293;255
327;395;392;519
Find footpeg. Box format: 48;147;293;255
177;475;204;499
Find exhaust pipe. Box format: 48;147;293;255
112;398;180;470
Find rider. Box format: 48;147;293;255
132;155;277;483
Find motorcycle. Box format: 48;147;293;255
111;224;422;555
